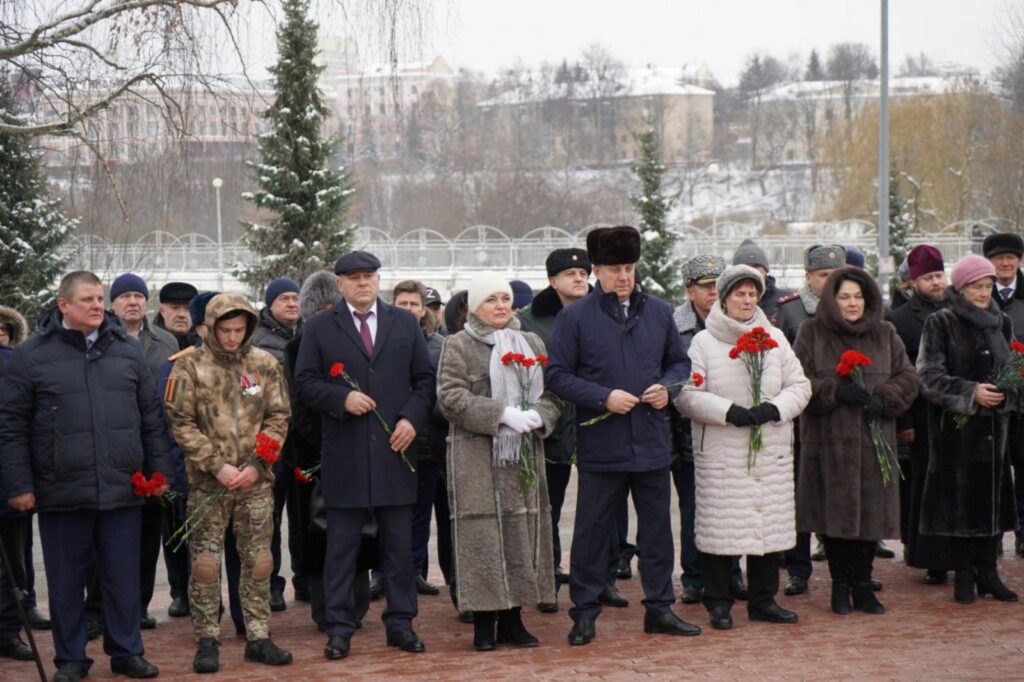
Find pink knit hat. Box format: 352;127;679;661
950;254;996;291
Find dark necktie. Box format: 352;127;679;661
1003;288;1013;303
354;311;374;356
621;304;629;322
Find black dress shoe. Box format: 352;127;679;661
294;588;311;603
369;576;385;601
269;590;287;612
86;619;102;641
139;613;156;630
168;597;189;618
1016;536;1024;558
245;638;293;666
643;609;702;636
617;558;633;580
110;655;159;679
0;636;34;660
26;607;51;630
708;606;732;630
811;541;827;562
748;602;798;624
870;578;884;592
681;585;703;604
53;663;85;681
874;540;895;559
324;635;351;660
537;601;559;613
924;570;948;585
567;618;595;646
416;575;440;596
386;629;425;653
729;582;749;601
554;566;570;585
598;584;629;608
783;576;808;596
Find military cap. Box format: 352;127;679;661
159;281;199;305
804;244;846;272
982;232;1024;259
334;250;382;275
682;254;726;287
546;248;592;277
424;287;443;307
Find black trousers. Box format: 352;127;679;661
950;535;1000;570
270;461;304;595
569;469;675;622
784;436;812;579
0;514;29;638
324;505;417;638
160;494;190;601
702;551;779;611
138;502;163;613
546;461;573;570
411;459;439;578
39;507;144;672
434;470;453;585
823;536;875;584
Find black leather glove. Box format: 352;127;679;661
864;395;885;420
835;381;871;407
749;402;781;425
726;404;755;427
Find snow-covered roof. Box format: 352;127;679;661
477;66;714;108
759;75;995;103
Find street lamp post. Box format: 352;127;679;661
707;162;720;252
212;177;224;289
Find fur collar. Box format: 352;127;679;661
528;286;563;318
798;282;820;315
673;301;701;334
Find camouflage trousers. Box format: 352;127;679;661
188;485;274;641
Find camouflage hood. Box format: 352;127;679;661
203;292;259;360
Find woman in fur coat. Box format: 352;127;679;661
436;273;560;651
674;265;811;631
793;267;918;616
917;255;1020;604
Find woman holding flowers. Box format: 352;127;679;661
675;265;810;631
917;255;1020;604
792;266;918;616
437;272;561;651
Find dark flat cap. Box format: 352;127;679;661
334;250;382;275
982;233;1024;259
160;281;199;304
805;244;846;272
586;226;641;266
425;287;443;307
546;248;592;277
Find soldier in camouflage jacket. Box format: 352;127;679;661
164;292;293;671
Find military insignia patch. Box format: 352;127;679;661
240;372;262;396
164;377;185;403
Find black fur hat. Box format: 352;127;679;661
586;225;641;266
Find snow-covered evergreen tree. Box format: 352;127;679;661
237;0;355;290
888;165;915;268
630;129;682;303
0;78;76;324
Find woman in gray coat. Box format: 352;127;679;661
437;272;560;651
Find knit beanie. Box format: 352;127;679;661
732;239;770;271
951;255;996;291
264;277;301;308
467;272;513;314
509;280;534;309
109;273;149;302
189;291;219;328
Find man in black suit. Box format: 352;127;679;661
294;251;435;660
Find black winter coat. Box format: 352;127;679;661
0;310;173;512
253;307;301;366
917;288;1019;537
669;302;705;464
759;274;793;321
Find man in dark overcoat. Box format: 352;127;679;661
886;244;954;581
294;251;435;660
547;226;701;646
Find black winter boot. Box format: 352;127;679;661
473;611;497;651
850;541;884;614
824;539;852;615
497;608;539;647
976;567;1019;602
954;569;976;604
193;637;219;674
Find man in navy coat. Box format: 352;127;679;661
547;226;702;645
293;252;435;660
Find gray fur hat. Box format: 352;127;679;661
300;270;343;320
804;244;846;272
716;264;765;301
682;254;726;287
732;239;770;271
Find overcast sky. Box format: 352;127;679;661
425;0;1009;84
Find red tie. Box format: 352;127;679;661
354;311;374;356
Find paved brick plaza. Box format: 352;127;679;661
4;473;1023;680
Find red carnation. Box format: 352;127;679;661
151;472;167;489
131;472;149;496
692;372;705;388
294;467;310;485
329;362;344;377
522;358;536;368
536;354;548;366
501;351;516;366
1012;341;1024;354
255;434;281;465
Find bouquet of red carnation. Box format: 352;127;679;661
293;464;322;485
952;340;1024;429
131;471;169;497
168;434;282;552
500;351;549;495
330;362;415;472
729;327;778;472
836;350;901;485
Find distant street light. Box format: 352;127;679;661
212;177;224;289
707;162;720;252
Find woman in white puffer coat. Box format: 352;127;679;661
674;264;811;631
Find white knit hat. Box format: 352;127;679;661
467;272;513;313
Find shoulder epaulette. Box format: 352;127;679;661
167;345;198;363
777;292;801;305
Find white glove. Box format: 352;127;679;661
523;409;543;430
500;406;533;434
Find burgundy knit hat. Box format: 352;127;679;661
907;245;944;280
950;254;996;291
